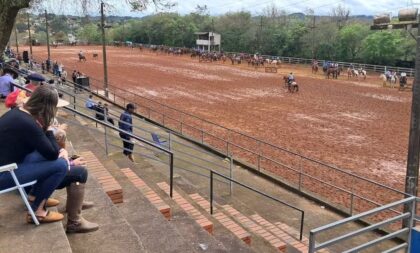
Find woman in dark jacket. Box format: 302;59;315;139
0;85;67;223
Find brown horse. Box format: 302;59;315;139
312;64;318;74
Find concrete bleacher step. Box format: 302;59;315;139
189;193;252;245
222;205;288;252
157;182;214;234
155;182;255;253
80;151;123;204
0;192;72;253
53;173;146;253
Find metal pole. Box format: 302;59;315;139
14;25;19;54
210;171;214;215
104;110;109;155
170;154;174;198
27;13;33;57
100;1;109;98
404;14;420;228
168;132;171;150
45;10;50;61
229;155;233;195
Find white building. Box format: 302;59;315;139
195;32;221;52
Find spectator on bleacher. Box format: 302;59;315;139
71;70;77;83
61;68;67;84
104;103;114;125
0;85;68;223
25;73;45;96
53;62;59;76
41;62;45;74
119;103;136;162
85;95;96;110
0;68;18;99
95;101;105;120
46;59;51;72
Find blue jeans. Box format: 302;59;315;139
0;151;67;211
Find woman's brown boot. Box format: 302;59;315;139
66;183;99;233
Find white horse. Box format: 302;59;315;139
379;74;387;87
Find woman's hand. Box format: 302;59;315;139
72;157;86;166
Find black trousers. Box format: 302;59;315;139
56;166;88;189
120;133;134;155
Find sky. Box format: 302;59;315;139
42;0;420;17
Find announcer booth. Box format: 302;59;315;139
195;32;221;52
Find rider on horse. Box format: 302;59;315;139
288;72;295;84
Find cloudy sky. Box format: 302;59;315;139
44;0;419;17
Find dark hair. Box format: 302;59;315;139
24;85;58;131
126;103;135;110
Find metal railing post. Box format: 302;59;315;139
298;156;303;191
229;155;233;195
104;113;109;155
210;170;214;215
257;142;261;171
407;198;416;253
170;153;174;198
309;231;316;253
300;211;305;241
168;132;172;150
73;94;76;117
350;175;355;215
201;130;204;144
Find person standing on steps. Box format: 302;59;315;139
119;103;136;162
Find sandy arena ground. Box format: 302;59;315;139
27;45;414;212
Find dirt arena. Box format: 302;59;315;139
28;45;414;211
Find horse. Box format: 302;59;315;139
312;64;319;74
379;74;387;87
283;76;299;93
78;52;86;62
326;67;339;79
399;75;408;90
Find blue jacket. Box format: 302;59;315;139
119;111;133;134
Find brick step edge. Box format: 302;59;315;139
81;151;123;204
157;182;213;234
273;221;331;253
121;168;171;220
250;214;309;253
222;205;287;252
189;193;251;246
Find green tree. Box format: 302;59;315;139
360;31;402;65
337;23;370;61
77;23;101;43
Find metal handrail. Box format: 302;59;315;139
209;170;305;241
52;68;411;214
12;82;177;197
308;196;418;253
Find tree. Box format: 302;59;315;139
360;31;402;65
337;23;370;61
0;0;173;54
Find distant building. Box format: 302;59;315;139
195;32;221;52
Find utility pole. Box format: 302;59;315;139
45;10;51;61
310;15;316;59
14;25;19;54
100;1;109;98
404;14;420;227
372;8;420;228
27;13;33;56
